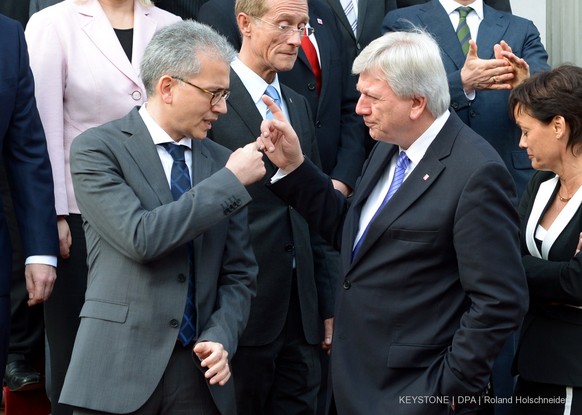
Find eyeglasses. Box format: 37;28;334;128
253;17;314;38
172;76;231;106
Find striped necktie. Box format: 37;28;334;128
456;6;473;55
341;0;357;35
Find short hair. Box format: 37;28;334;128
235;0;269;19
352;29;450;117
140;20;236;96
509;65;582;154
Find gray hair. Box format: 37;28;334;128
141;20;236;96
352;28;450;117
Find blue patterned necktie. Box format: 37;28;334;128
265;85;281;119
161;143;196;346
456;6;473;55
352;151;410;261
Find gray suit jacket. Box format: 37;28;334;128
271;111;528;414
60;108;257;415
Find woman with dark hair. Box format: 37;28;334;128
510;64;582;415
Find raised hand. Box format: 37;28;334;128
257;94;304;173
494;40;531;88
460;40;515;91
225;142;266;186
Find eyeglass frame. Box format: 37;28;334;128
252;16;314;38
172;76;231;106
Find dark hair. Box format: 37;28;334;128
509;65;582;152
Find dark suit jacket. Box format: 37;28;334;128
515;171;582;387
199;0;366;188
325;0;392;61
207;71;334;346
29;0;62;16
0;12;58;376
60;108;257;415
270;111;528;414
387;0;511;13
382;1;550;197
279;0;365;188
155;0;207;19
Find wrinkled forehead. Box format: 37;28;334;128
263;0;309;22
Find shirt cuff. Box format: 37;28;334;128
270;168;289;184
25;255;57;268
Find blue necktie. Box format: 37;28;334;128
352;151;410;261
265;85;281;119
456;6;473;55
161;143;196;346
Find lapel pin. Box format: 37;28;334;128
317;18;323;25
423;174;430;181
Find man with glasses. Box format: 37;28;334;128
206;0;335;414
57;20;266;415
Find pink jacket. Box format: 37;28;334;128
26;0;180;215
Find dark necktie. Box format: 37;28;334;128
301;35;322;95
161;143;196;346
265;85;281;119
456;6;473;55
352;151;410;261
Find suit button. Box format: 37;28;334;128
470;110;477;117
308;83;316;91
177;273;186;283
356;43;361;51
315;121;322;128
343;280;351;290
131;90;142;101
284;243;294;252
169;319;179;328
451;102;459;109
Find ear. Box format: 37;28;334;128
409;96;428;121
553;115;567;139
237;13;252;38
158;75;175;104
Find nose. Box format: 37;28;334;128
212;97;228;114
288;31;303;46
518;132;526;149
355;95;370;116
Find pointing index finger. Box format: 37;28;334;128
261;94;286;122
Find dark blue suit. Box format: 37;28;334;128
0;13;58;379
382;0;550;197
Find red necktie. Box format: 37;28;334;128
301;35;321;95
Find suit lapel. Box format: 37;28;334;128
76;0;142;87
225;71;264;138
420;1;466;70
356;0;369;40
476;6;510;59
122;109;173;206
325;0;356;42
348;114;461;269
131;2;159;77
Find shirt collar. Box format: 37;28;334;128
138;104;192;149
440;0;484;20
231;57;283;106
402;110;450;168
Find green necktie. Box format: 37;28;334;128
456;6;473;55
